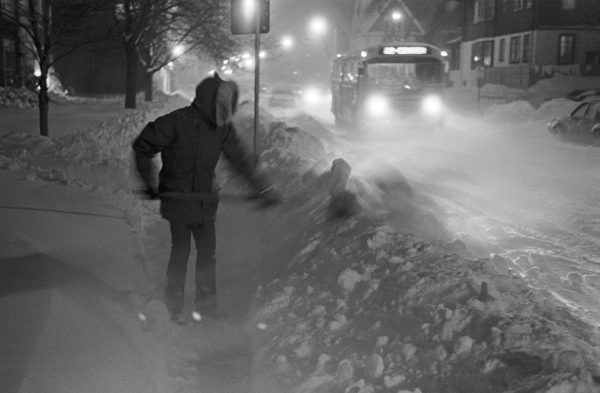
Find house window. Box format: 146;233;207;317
486;0;496;20
499;38;506;62
2;38;17;85
562;0;576;9
522;34;531;63
509;36;521;63
450;45;461;70
472;41;494;69
513;0;524;11
472;42;483;69
474;0;484;23
483;41;494;66
558;34;575;64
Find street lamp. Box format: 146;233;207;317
308;16;328;39
281;35;294;50
390;10;404;41
172;44;185;57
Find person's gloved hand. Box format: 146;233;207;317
140;187;160;200
254;185;282;209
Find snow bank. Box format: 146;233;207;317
252;222;600;393
529;75;600;102
483;100;536;122
0;87;37;109
533;98;580;122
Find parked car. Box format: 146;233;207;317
548;97;600;146
565;88;600;102
268;88;297;108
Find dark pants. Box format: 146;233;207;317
165;220;216;314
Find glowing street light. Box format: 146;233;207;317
242;0;255;20
172;44;185;57
259;50;267;59
392;11;402;21
281;35;294;50
308;16;328;38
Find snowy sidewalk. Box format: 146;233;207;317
0;168;168;393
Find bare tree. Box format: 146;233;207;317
113;0;238;108
0;0;112;137
136;0;238;102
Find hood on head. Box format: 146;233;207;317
192;73;239;127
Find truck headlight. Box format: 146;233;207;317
364;94;389;117
421;95;444;115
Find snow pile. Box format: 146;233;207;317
252;219;600;393
483;100;536;122
0;87;37;109
0;93;187;190
481;83;528;102
533;98;580;122
529;75;600;103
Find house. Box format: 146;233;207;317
454;0;600;90
0;0;35;88
342;0;427;52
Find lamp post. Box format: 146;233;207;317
390;10;404;41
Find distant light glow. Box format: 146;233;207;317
242;52;251;59
208;69;216;75
308;16;327;37
259;50;267;59
392;11;402;20
361;51;368;58
223;59;229;64
224;69;233;75
281;35;294;50
441;50;448;57
365;94;389;117
421;94;444;115
243;58;255;69
172;45;185;57
303;86;321;104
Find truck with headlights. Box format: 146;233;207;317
331;43;448;131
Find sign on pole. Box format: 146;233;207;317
231;0;270;35
230;0;270;158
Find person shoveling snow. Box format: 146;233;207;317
132;74;281;325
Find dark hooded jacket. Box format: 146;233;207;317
132;75;268;224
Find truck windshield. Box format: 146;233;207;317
366;60;443;85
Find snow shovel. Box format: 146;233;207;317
133;190;259;203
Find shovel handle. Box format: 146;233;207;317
133;190;254;203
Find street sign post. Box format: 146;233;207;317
231;0;270;159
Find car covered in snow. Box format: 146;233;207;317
267;88;297;108
548;97;600;146
565;88;600;102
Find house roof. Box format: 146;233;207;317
354;0;425;37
